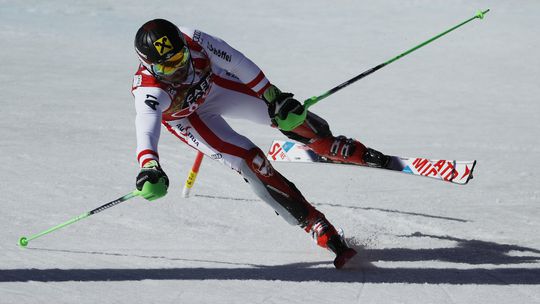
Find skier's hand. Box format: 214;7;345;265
136;160;169;201
264;86;306;130
270;92;304;121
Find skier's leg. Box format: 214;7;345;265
211;71;387;167
238;146;350;254
281;111;390;168
163;109;348;253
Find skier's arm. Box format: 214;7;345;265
196;31;304;128
133;87;171;167
196;30;272;97
133;86;171;201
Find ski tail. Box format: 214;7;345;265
266;140;476;185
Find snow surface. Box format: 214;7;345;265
1;0;539;303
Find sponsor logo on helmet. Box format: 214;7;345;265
154;36;174;56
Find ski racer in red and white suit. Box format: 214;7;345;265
131;19;387;266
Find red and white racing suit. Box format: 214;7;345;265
132;27;351;244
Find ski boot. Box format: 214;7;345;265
307;216;357;269
362;147;391;168
308;135;390;168
327;229;357;269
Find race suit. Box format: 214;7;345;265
132;27;338;229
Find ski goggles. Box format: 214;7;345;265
151;46;190;76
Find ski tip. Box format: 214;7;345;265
463;160;477;185
333;248;357;269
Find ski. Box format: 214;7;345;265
266;140;476;185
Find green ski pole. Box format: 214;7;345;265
18;190;140;247
276;9;490;131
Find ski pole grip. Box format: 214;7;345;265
303;96;319;110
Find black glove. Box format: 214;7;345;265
268;92;305;122
136;160;169;201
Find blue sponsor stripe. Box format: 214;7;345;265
282;141;295;152
402;166;414;174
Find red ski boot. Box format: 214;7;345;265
308;135;390;168
327;229;357;269
306;216;357;269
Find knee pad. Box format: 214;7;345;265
244;148;275;179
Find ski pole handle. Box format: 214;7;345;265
182;151;204;198
18;190;140;247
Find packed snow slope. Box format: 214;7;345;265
1;0;539;303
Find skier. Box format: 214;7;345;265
132;19;389;268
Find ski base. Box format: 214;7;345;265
267;140;476;185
